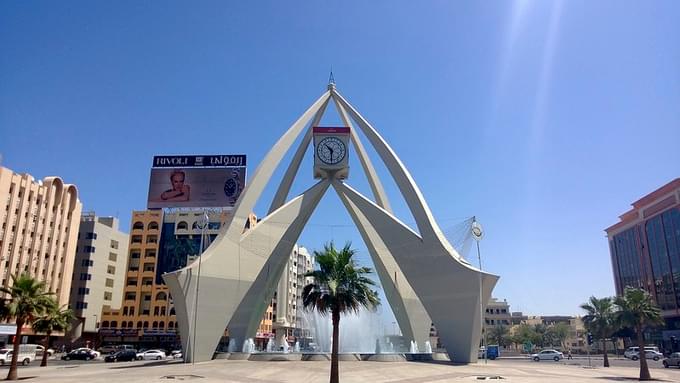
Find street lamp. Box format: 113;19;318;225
191;211;209;365
471;217;486;364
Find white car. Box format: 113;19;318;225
624;346;659;359
171;350;182;359
136;349;166;361
74;347;100;358
531;349;564;362
630;350;663;361
0;347;35;366
34;345;55;357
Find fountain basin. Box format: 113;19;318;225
228;353;252;360
366;353;407;362
214;352;230;359
405;353;434;362
248;353;302;362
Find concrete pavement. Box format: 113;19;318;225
19;358;680;382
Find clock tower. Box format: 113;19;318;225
313;126;350;179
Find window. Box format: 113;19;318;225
125;292;136;300
110;239;119;249
129;307;135;316
155;292;167;301
176;221;188;230
83;245;95;253
160;306;166;316
85;232;97;240
77;287;90;295
79;273;92;281
108;252;117;262
123;307;128;315
136;321;142;329
148;222;159;230
131;235;142;243
81;259;94;267
104;292;112;301
127;279;138;286
107;265;116;274
105;278;114;287
75;302;88;309
143;263;154;272
154;307;159;315
133;221;144;230
131;252;141;259
144;294;151;301
102;321;110;328
146;235;158;244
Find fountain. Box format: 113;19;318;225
294;341;300;353
228;338;238;352
424;341;432;354
281;339;290;354
409;340;419;354
299;306;385;353
242;338;255;353
374;338;382;354
266;338;274;352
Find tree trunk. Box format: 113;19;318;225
7;319;24;381
41;332;51;367
330;309;340;383
602;339;609;368
636;324;651;381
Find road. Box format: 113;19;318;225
493;355;675;370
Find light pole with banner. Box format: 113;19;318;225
471;217;486;364
191;210;210;364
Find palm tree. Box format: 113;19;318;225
302;242;380;383
32;299;73;366
580;296;616;367
0;273;53;380
614;287;664;381
488;325;509;347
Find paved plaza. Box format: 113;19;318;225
18;358;680;382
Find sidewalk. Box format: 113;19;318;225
30;358;680;383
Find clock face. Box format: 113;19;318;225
316;136;346;165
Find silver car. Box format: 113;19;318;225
531;349;564;362
663;352;680;368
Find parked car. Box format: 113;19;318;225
630;350;663;361
61;349;97;361
73;347;100;358
136;349;166;361
0;347;36;366
171;350;182;359
98;345;118;354
104;349;138;363
663;352;680;368
624;346;659;359
531;349;564;362
33;345;54;357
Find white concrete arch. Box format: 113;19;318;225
163;85;498;363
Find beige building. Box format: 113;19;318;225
100;210;259;350
0;166;81;307
485;297;511;330
68;213;129;342
273;245;314;346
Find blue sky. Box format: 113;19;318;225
1;1;679;317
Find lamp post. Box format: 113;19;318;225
191;211;209;365
92;314;99;350
471;217;486;364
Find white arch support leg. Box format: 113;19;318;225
333;180;498;362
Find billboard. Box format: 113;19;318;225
147;155;246;209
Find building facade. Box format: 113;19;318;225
68;213;129;342
99;210;261;350
484;297;511;330
0;166;82;343
272;245;314;347
606;178;680;340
